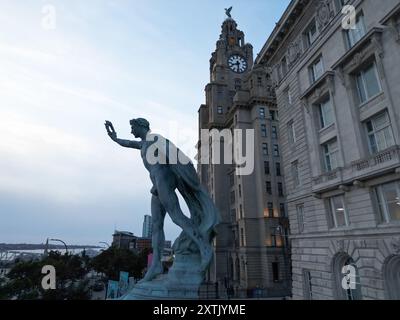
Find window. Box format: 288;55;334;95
276;162;281;176
272;262;280;282
288;89;292;105
259;107;266;118
273;144;280;157
266;181;272;195
240;228;244;246
280;203;286;217
305;19;319;47
375;180;400;223
347;14;366;48
272;126;278;139
229;173;234;187
235;78;242;90
261;124;267;137
365;111;395;154
318;98;334;129
217;106;223;115
231;209;236;221
309;57;324;83
267;202;274;217
284;88;292;105
292;161;300;187
329;195;349;228
238;184;242;198
230;191;235;204
239;205;243;219
281;57;288;77
264;161;270;175
262;143;269;156
288;121;296;145
270;110;278;121
278;183;284;197
257;76;263;87
323;139;339;171
303;270;313;300
297;204;305;233
355;63;382;104
271;230;282;247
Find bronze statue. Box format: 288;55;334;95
105;119;219;283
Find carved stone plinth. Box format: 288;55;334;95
120;253;204;300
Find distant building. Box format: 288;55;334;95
142;215;152;238
112;230;172;254
112;230;137;250
136;238;152;252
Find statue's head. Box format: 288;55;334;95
130;118;150;138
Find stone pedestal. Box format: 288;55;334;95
120;253;205;300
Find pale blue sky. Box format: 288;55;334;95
0;0;290;246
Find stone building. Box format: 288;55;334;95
256;0;400;299
197;15;291;297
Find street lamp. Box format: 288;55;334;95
50;238;69;255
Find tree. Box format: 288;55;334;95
2;251;90;300
91;247;148;281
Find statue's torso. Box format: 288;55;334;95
140;139;170;187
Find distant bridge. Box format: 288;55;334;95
0;250;43;263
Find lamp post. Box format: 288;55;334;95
50;238;69;255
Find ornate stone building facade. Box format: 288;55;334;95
197;16;291;297
256;0;400;299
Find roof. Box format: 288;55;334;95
256;0;307;65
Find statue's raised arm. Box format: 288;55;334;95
105;120;141;149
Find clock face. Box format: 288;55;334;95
228;55;248;73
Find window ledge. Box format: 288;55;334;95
329;226;352;232
332;28;384;70
300;71;335;100
358;91;385;109
319;123;335;135
377;221;400;228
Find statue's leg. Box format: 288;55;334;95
156;177;213;273
140;195;166;283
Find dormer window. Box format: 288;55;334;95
217;106;223;115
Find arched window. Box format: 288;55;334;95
383;255;400;299
332;253;362;300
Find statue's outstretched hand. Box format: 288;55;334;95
105;121;117;141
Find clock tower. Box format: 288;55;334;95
208;17;254;127
198;10;291;298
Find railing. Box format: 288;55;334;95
351;146;400;172
312;168;342;186
312;146;400;193
198;284;288;300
